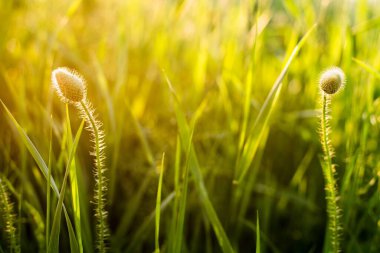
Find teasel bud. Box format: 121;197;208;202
52;67;87;104
319;67;345;95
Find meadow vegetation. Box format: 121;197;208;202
0;0;379;252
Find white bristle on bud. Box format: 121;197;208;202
319;67;345;95
52;67;87;103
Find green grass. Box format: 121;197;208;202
154;153;165;253
0;0;380;252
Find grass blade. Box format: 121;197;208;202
234;23;317;184
256;212;260;253
63;210;80;253
65;104;83;253
168;136;182;253
46;115;53;251
351;16;380;34
48;120;84;253
1;100;60;195
242;219;281;253
172;128;194;253
165;74;235;253
112;174;153;250
125;192;175;253
1;100;80;252
352;58;380;80
154;153;165;253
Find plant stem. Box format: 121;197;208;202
79;100;108;253
320;95;341;253
0;178;19;253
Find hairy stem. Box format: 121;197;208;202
79;100;109;253
0;178;20;253
320;95;341;253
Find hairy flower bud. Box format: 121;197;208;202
319;67;345;95
52;67;87;103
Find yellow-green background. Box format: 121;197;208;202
0;0;379;252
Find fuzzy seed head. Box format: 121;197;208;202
52;67;87;103
319;67;345;95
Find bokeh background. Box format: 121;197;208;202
0;0;380;252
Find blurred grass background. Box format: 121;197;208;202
0;0;380;252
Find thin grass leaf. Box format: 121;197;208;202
165;74;235;253
1;100;60;195
65;110;94;253
168;136;182;253
237;67;253;159
65;104;83;253
234;129;269;242
76;161;94;253
256;212;260;253
1;100;80;252
125;192;175;253
48;120;84;253
63;210;80;253
112;174;153;250
172;129;194;253
352;58;380;80
46;115;53;251
234;23;317;184
242;219;281;253
351;16;380;34
154;153;165;253
66;0;83;17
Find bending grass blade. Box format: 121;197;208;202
154;153;165;253
65;104;84;253
1;100;60;195
64;210;80;253
234;23;317;184
1;100;79;251
352;58;380;80
165;74;235;253
234;129;269;243
351;16;380;34
48;120;84;253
